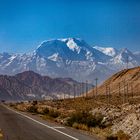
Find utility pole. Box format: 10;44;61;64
73;83;76;99
105;83;110;104
106;84;108;103
131;83;133;98
77;85;79;97
95;78;98;98
63;92;65;100
118;82;121;96
126;83;129;102
69;90;71;99
126;55;129;69
85;80;88;98
92;84;95;99
106;84;108;96
123;79;126;104
81;82;84;98
107;82;111;104
80;83;82;97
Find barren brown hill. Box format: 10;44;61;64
88;66;140;97
0;71;93;100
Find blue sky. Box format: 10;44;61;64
0;0;140;53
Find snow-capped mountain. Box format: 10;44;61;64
0;38;139;83
35;38;110;62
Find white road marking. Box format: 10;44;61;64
3;105;79;140
53;127;65;129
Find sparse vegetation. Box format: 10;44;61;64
106;130;130;140
67;110;104;128
32;100;38;106
0;129;3;140
42;107;49;114
10;95;140;140
27;105;38;113
48;109;60;118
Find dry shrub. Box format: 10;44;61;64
26;105;38;113
48;109;60;118
66;110;104;128
106;130;130;140
117;130;130;140
72;123;89;131
42;107;49;114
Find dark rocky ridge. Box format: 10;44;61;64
0;71;92;101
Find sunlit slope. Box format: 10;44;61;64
88;66;140;96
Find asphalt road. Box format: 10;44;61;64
0;104;98;140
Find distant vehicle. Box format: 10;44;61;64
1;100;5;103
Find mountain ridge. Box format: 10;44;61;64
0;38;139;83
0;71;92;100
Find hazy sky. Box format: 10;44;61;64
0;0;140;53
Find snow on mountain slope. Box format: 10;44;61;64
93;46;119;57
35;38;110;62
110;48;139;70
0;38;139;83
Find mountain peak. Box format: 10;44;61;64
15;71;42;80
37;38;83;48
58;37;83;42
35;37;97;61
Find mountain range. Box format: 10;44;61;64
0;38;140;83
0;71;92;100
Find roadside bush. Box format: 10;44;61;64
27;105;38;113
9;104;15;107
48;109;60;118
0;129;3;139
72;123;89;131
67;111;104;127
32;100;38;106
106;136;118;140
106;130;130;140
42;107;49;114
117;130;130;140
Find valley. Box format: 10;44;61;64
5;66;140;140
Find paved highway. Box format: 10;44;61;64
0;104;98;140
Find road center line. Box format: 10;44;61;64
3;105;79;140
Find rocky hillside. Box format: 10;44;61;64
0;71;92;100
89;66;140;96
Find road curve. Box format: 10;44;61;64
0;104;98;140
